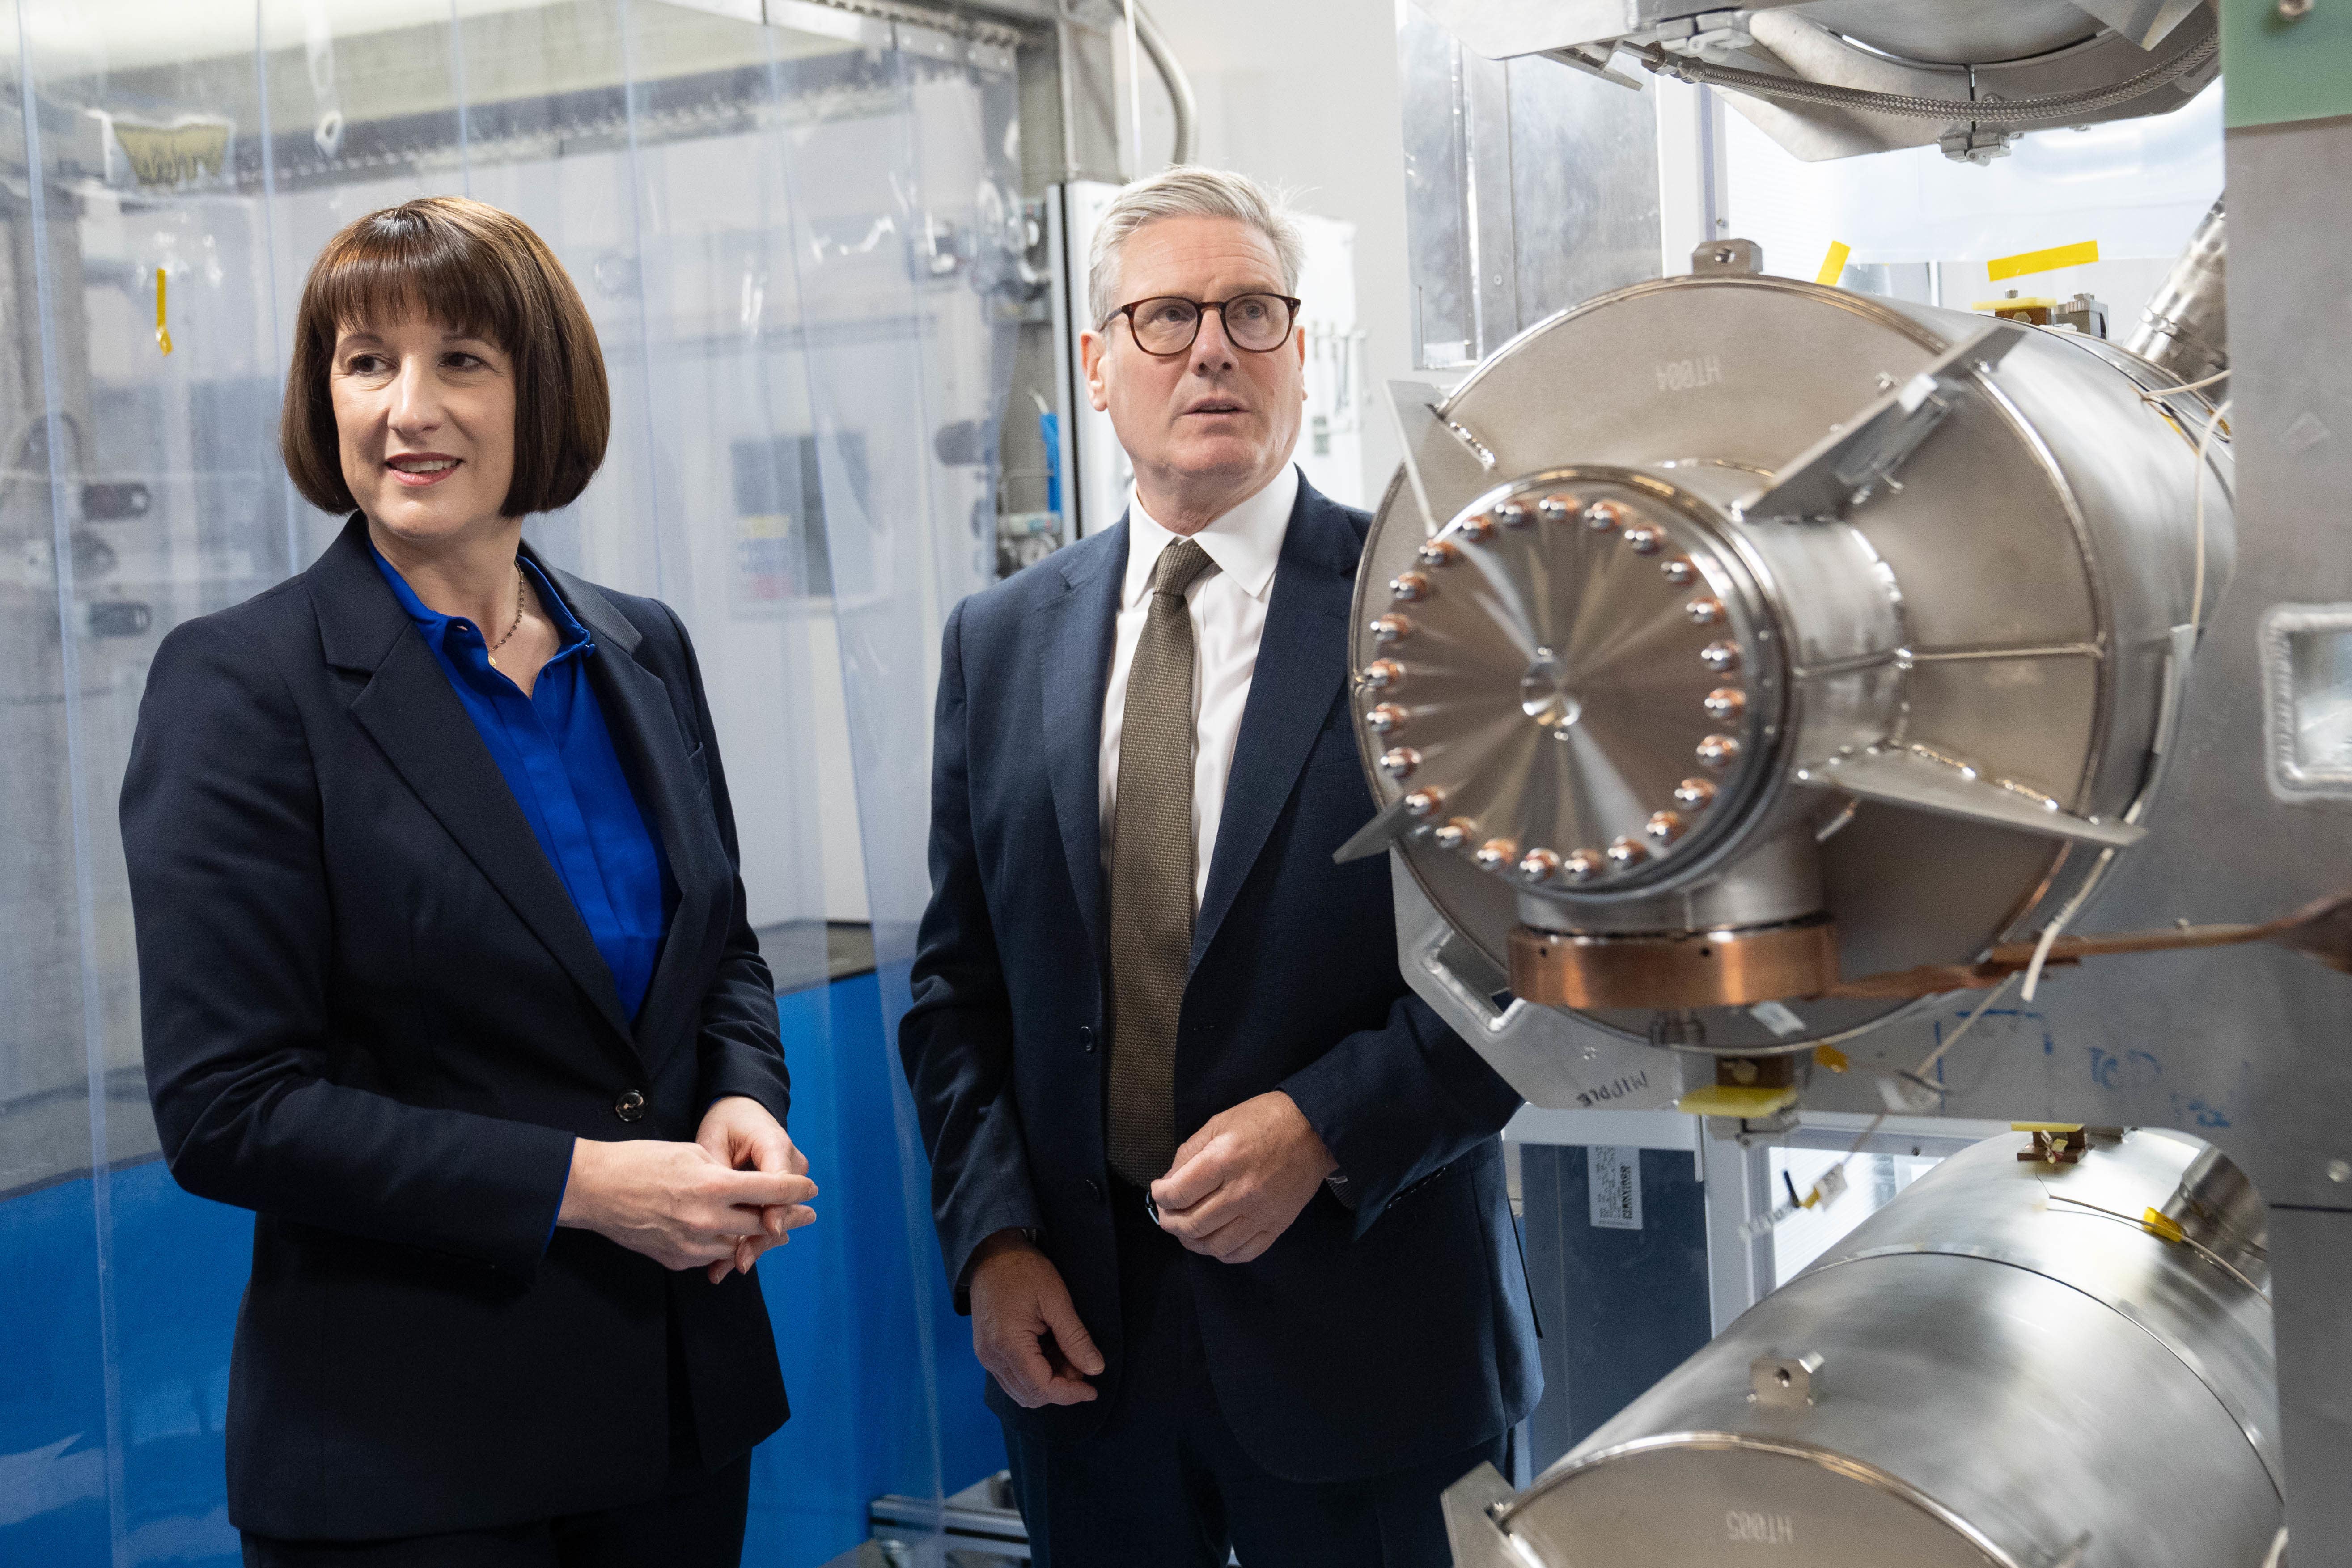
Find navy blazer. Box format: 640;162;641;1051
120;516;790;1540
900;475;1540;1483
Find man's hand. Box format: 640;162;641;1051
968;1229;1105;1408
1150;1091;1337;1265
696;1095;817;1283
557;1101;816;1277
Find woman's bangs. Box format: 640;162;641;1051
313;225;516;350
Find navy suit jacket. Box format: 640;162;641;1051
120;516;790;1540
900;475;1540;1483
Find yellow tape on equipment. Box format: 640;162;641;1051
1987;240;2100;281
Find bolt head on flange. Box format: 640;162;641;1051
1674;777;1718;809
1583;499;1629;533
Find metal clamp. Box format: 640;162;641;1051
1735;321;2027;523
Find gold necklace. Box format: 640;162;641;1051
487;562;526;666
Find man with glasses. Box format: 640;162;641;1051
901;166;1536;1566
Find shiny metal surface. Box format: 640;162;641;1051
1366;475;1782;898
1470;1131;2279;1568
1399;5;1660;368
1388;30;2352;1567
1793;0;2101;64
1358;271;2232;1060
1407;1;2220;163
2162;1144;2270;1288
2127;197;2228;388
1811;1131;2280;1491
1510;915;1840;1008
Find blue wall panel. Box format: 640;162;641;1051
0;1162;248;1565
746;970;1006;1565
1;974;1001;1567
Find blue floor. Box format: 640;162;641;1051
1;968;1003;1566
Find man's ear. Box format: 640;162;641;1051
1081;329;1112;414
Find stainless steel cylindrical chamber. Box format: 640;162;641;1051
1353;272;2234;1053
1475;1130;2278;1568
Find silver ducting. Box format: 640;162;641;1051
1108;0;1197;169
2127;197;2229;387
1446;1130;2280;1568
1410;0;2221;164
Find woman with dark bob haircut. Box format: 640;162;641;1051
119;196;814;1566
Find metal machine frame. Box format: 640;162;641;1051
1386;7;2352;1560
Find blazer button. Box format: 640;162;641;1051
1077;1026;1096;1053
614;1089;648;1123
1083;1177;1104;1203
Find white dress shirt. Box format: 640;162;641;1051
1099;464;1301;911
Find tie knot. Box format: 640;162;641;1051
1149;537;1215;599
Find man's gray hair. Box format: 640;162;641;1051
1088;165;1305;328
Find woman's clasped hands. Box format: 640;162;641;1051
557;1094;817;1283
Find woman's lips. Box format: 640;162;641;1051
386;458;460;488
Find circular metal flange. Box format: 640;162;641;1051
1508;914;1839;1010
1353;470;1783;900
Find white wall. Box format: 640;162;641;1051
1118;0;1414;509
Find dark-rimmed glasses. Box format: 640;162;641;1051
1106;293;1301;356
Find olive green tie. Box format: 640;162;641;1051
1106;537;1217;1187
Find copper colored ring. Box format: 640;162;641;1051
1510;915;1839;1009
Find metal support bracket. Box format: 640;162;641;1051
1539;42;1645;90
1735;321;2028;523
1383;378;1497;537
1797;743;2148;848
1440;1462;1531;1568
1332;793;1419;864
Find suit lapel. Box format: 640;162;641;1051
554;565;722;1080
312;521;638;1049
1039;524;1129;966
1193;484;1357;968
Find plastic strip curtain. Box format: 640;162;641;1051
772;0;1021;1534
0;1;1012;1560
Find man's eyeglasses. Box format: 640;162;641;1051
1106;293;1301;357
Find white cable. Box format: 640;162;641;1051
2019;846;2113;1002
1911;973;2018;1085
2136;368;2230;403
2010;396;2222;1000
2188;396;2230;640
